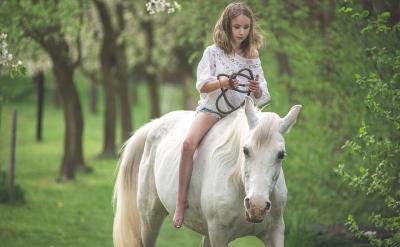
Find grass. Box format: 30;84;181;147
0;75;268;247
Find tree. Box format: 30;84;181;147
141;18;160;118
93;0;133;156
0;0;89;180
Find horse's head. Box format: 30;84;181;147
242;97;302;223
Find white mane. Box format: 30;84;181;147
211;108;282;188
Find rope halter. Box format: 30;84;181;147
216;68;254;115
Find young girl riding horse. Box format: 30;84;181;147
173;2;271;228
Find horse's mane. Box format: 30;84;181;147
211;108;281;189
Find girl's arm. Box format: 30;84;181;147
200;77;238;93
196;47;216;93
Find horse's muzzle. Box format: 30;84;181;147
245;210;265;223
244;197;271;223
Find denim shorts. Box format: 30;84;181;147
196;107;226;119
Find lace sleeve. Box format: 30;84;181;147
196;46;217;92
252;64;271;106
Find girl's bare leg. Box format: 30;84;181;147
173;112;219;228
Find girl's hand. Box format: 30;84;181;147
219;77;239;89
248;75;261;98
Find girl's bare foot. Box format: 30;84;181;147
173;201;188;228
173;205;185;228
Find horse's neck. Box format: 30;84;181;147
204;111;247;194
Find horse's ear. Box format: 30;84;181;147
244;96;259;129
280;105;302;134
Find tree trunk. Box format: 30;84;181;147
7;110;17;199
142;19;160;118
42;37;86;179
94;0;118;156
52;60;85;179
20;2;86;180
34;71;45;142
89;74;98;115
115;3;133;142
99;44;117;156
30;37;85;179
52;80;61;109
94;0;134;153
115;44;133;141
80;69;98;115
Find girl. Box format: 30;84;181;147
173;2;271;228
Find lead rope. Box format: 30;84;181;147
216;68;254;115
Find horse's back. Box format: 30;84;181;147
147;110;195;141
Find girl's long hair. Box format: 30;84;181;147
213;2;264;58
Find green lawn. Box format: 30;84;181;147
0;78;266;247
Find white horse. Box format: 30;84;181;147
113;97;302;247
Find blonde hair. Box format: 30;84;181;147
213;2;264;58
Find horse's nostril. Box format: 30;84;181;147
244;197;250;209
265;201;271;211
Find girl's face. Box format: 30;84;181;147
231;14;251;46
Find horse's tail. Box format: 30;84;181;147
113;122;153;247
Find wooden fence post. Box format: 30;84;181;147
7;110;17;200
35;71;44;141
0;104;2;174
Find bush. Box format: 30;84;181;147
336;4;400;246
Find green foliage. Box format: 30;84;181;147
336;3;400;246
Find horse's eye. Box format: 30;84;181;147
277;151;285;160
243;147;250;157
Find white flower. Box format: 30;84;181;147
0;32;24;70
1;41;7;50
145;2;152;12
155;2;165;12
146;0;179;14
364;231;376;237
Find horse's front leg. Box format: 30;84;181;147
258;215;285;247
207;225;230;247
200;235;211;247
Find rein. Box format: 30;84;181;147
216;68;253;115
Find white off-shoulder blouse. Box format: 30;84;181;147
196;44;270;114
